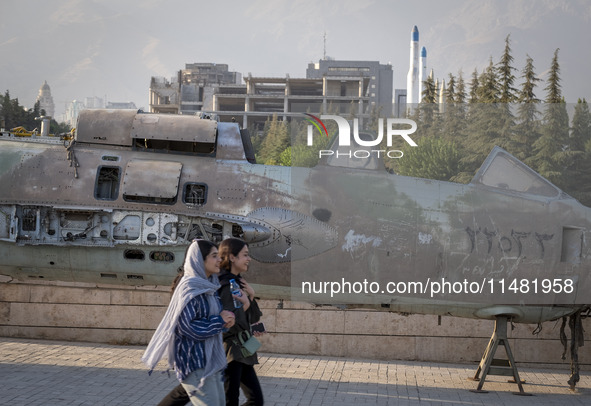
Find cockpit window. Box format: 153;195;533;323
472;148;559;197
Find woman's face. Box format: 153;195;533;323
203;247;221;278
230;245;250;274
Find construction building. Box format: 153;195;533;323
150;59;393;133
149;63;242;115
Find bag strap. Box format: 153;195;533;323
238;330;251;344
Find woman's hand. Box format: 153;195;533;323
233;290;251;310
220;310;235;329
239;278;255;300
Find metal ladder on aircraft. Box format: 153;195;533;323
468;315;532;396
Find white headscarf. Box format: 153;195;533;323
141;240;226;386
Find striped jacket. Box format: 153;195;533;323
174;294;224;381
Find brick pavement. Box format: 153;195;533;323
0;337;589;405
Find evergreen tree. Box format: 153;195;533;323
286;114;334;168
468;69;479;103
257;114;290;165
0;90;51;131
476;58;499;103
417;71;438;136
396;137;462;181
563;99;591;205
497;34;518;103
456;71;467;104
527;49;570;185
513;55;542;160
452;71;469;144
445;73;456;103
422;71;437;104
278;146;292;166
441;73;466;145
518;55;540;104
462;59;513;175
545;49;562;104
570;99;591;152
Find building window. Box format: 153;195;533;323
183;183;208;206
95;166;120;200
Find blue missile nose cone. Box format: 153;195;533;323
421;47;427;57
412;25;419;42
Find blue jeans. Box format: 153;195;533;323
181;369;225;406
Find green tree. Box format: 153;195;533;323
513;55;542;160
476;58;499;103
456;71;467;104
570;99;591;152
497;34;518;103
257;114;290;165
527;49;570;185
441;73;467;145
416;71;439;137
462;59;515;174
0;90;54;131
445;73;456;103
563;99;591;205
469;69;479;103
278;146;292;166
545;48;562;104
422;71;437;104
396;137;462;181
283;115;334;168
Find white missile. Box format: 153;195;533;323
406;26;419;106
439;79;446;114
418;46;427;103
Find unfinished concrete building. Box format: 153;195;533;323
213;74;371;131
150;60;392;132
149;63;242;115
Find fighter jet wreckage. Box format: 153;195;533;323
0;109;588;393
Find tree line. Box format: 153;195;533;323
0;91;71;135
399;35;591;206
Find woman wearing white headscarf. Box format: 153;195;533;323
142;240;235;406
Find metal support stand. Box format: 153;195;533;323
468;315;531;395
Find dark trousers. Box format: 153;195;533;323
157;384;190;406
224;361;264;406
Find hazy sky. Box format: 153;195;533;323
1;0;590;121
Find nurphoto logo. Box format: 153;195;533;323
305;114;418;159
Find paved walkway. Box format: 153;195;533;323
0;337;589;405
